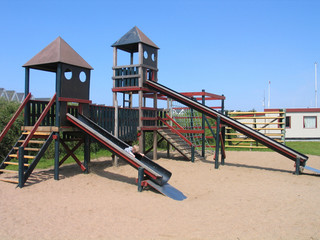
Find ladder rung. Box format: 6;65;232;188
0;169;18;174
9;154;35;159
4;161;30;167
0;179;19;184
23;131;51;136
232;116;284;119
225;145;267;149
13;147;41;151
235;122;285;125
18;140;45;144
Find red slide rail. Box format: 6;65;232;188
0;93;32;143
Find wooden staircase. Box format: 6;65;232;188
0;130;54;186
157;127;204;161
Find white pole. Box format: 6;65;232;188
263;90;265;110
268;81;271;108
315;62;318;108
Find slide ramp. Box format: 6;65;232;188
66;113;187;200
145;80;308;165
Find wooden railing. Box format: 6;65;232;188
22;94;57;148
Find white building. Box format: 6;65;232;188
266;108;320;141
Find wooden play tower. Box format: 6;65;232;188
0;37;94;186
112;26;160;161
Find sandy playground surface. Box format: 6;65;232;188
0;150;320;240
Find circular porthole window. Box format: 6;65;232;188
151;53;155;62
79;71;87;82
64;69;72;80
144;50;148;59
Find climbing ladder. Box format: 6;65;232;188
0;93;56;187
0;130;55;185
158;114;204;161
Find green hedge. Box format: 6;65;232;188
0;99;24;159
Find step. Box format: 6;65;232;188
13;147;41;151
4;161;30;167
0;169;18;174
9;154;35;159
0;178;19;184
18;140;45;144
22;131;51;136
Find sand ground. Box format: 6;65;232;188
0;151;320;240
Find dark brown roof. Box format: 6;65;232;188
112;26;159;52
23;37;93;72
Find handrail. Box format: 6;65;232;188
164;113;184;130
0;93;32;143
158;116;193;146
21;93;57;148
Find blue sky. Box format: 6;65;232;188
0;0;319;111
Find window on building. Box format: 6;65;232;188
303;116;317;129
285;116;291;128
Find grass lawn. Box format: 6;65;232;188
38;142;319;169
224;141;320;156
286;141;320;156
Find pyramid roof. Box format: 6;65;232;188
112;26;159;52
23;37;93;72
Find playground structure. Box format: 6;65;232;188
225;110;286;149
0;26;315;199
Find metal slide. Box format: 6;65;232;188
66;113;171;185
66;113;186;200
145;80;309;165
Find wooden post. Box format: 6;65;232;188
153;130;158;160
24;67;30;126
202;89;206;157
153;92;158;160
18;146;24;188
138;43;144;152
137;167;145;192
190;103;194;144
130;52;134;65
84;134;90;173
113;47;119;166
54;63;61;180
221;95;225;165
295;157;301;175
113;93;119;166
215;116;221;169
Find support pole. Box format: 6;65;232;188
153;130;158;160
153;92;158;160
295;157;301;175
54;63;61;180
114;95;119;166
137;167;145;192
202;89;206;157
113;47;119;166
215;116;221;169
191;145;195;163
221;95;225;165
190;101;194;143
84;134;90;173
24;67;30;126
18;146;24;188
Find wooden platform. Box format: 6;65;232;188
21;126;79;133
